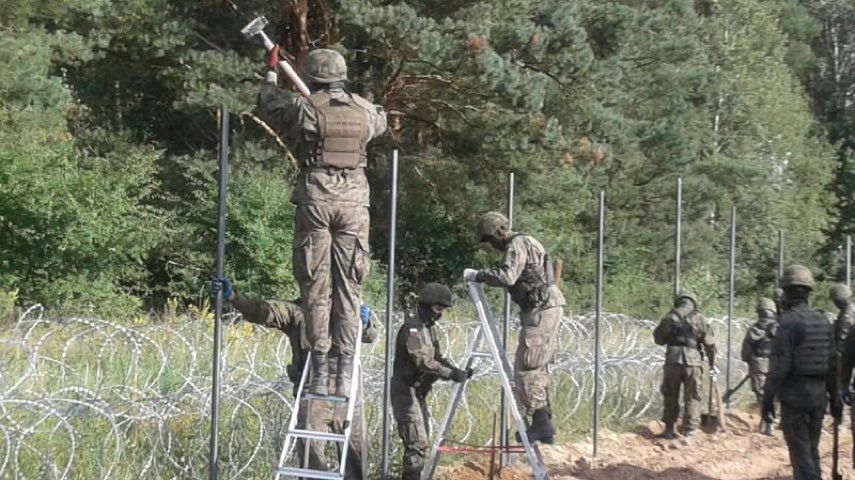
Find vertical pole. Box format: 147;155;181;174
846;235;852;288
674;177;682;296
726;206;736;407
381;150;399;480
500;172;514;466
777;231;785;286
593;191;605;457
208;106;229;480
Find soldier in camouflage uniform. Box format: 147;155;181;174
464;211;565;444
831;284;853;356
257;48;387;396
839;287;855;466
653;291;716;439
211;278;375;479
740;297;778;404
391;283;471;480
763;265;836;480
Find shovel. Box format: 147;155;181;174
701;370;726;430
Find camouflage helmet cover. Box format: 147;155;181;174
418;282;454;308
830;283;852;302
675;291;697;307
305;49;347;83
475;211;510;243
780;264;815;289
755;297;777;314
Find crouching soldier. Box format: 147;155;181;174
211;277;375;479
391;283;471;480
653;291;716;439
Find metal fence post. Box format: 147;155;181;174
726;206;736;407
500;172;514;467
208;106;229;480
381;150;399;480
593;191;605;457
674;178;682;296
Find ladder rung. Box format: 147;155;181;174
470;352;492;358
288;429;346;443
302;393;349;403
276;466;343;480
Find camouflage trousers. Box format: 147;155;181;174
514;306;561;416
293;204;370;355
660;363;703;428
747;357;769;403
780;404;823;480
391;386;431;480
296;389;365;478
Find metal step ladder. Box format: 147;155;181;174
274;323;367;480
422;281;549;480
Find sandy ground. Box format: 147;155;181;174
436;411;855;480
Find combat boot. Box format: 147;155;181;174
516;409;556;444
310;353;329;396
336;354;355;398
683;427;697;438
759;419;774;436
659;422;678;439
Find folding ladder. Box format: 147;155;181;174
274;324;367;480
421;281;549;480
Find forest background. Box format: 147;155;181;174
2;0;855;320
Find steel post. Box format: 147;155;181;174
208;106;229;480
726;206;736;407
381;150;399;480
500;172;514;466
777;231;784;286
846;235;852;288
593;191;605;457
675;178;682;296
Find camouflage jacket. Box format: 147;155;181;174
653;305;716;367
257;82;386;207
475;234;565;312
741;316;777;362
835;302;855;355
391;312;457;395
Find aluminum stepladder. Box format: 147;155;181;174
422;281;549;480
274;322;367;480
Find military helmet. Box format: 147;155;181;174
780;264;815;290
418;282;453;308
475;212;510;243
305;49;347;83
675;291;697;306
755;297;777;314
830;284;852;302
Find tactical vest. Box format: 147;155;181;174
668;311;698;349
790;308;832;377
305;91;369;169
507;234;555;310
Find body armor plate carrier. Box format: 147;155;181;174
668;311;698;349
791;308;832;377
307;91;369;169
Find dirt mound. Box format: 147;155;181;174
437;411;855;479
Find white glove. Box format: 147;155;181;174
463;268;479;282
710;366;720;378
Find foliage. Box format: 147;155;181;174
0;0;847;317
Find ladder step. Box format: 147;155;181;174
276;466;343;480
302;393;349;403
288;429;346;443
470;352;492;359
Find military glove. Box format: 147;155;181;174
266;44;281;68
449;368;469;383
360;304;371;330
709;365;720;378
210;277;234;301
843;387;852;406
463;268;479;282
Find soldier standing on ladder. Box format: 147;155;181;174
257;46;387;397
464;212;565;444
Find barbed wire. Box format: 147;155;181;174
0;305;750;478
